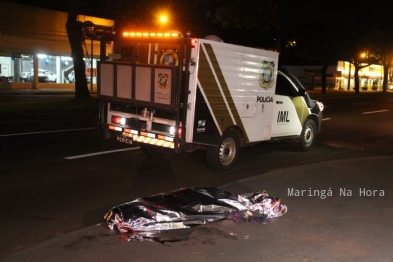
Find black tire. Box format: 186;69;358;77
297;119;316;151
140;144;169;157
206;130;240;171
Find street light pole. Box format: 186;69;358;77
91;37;93;92
347;62;351;90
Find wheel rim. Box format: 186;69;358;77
219;137;236;166
303;124;314;147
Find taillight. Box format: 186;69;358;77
169;126;182;138
111;116;126;125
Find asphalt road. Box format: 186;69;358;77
1;91;393;259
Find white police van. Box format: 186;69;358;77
97;31;324;171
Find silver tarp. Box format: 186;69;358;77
104;187;287;233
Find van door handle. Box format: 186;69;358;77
276;101;283;104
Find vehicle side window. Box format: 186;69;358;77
275;74;297;96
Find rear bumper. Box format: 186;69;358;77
119;132;175;149
108;126;175;149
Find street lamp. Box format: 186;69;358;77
159;15;167;24
360;52;368;59
156;11;170;29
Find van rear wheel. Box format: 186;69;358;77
297;119;316;151
206;130;240;171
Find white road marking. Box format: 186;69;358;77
322;118;331;121
362;110;389;115
64;147;140;160
0;127;96;137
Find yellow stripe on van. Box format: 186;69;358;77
291;97;310;125
199;43;249;142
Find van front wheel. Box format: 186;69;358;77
206;130;240;172
297;119;316;151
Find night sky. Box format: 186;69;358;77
3;0;274;47
6;0;393;60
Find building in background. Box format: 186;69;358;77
282;65;338;90
336;61;385;91
283;62;388;92
0;0;113;89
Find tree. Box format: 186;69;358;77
338;22;383;94
280;15;344;94
66;0;91;100
366;27;393;93
77;0;393;95
277;0;393;95
65;0;152;100
352;60;370;93
193;0;348;94
378;51;393;93
361;1;393;93
340;45;369;94
188;0;280;47
336;1;393;94
196;0;280;31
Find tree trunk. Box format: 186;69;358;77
347;63;351;90
383;63;388;93
354;65;360;94
66;5;91;100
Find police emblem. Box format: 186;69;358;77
157;73;169;89
259;61;275;90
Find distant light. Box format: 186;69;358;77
61;56;72;61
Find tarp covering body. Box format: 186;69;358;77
104;187;287;233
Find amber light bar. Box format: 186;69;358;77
109;125;122;131
122;32;180;38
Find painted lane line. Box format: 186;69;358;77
0;127;96;137
362;110;389;115
64;147;140;160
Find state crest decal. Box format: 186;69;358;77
157;73;169;89
259;61;275;90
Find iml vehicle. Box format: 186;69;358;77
97;30;324;171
